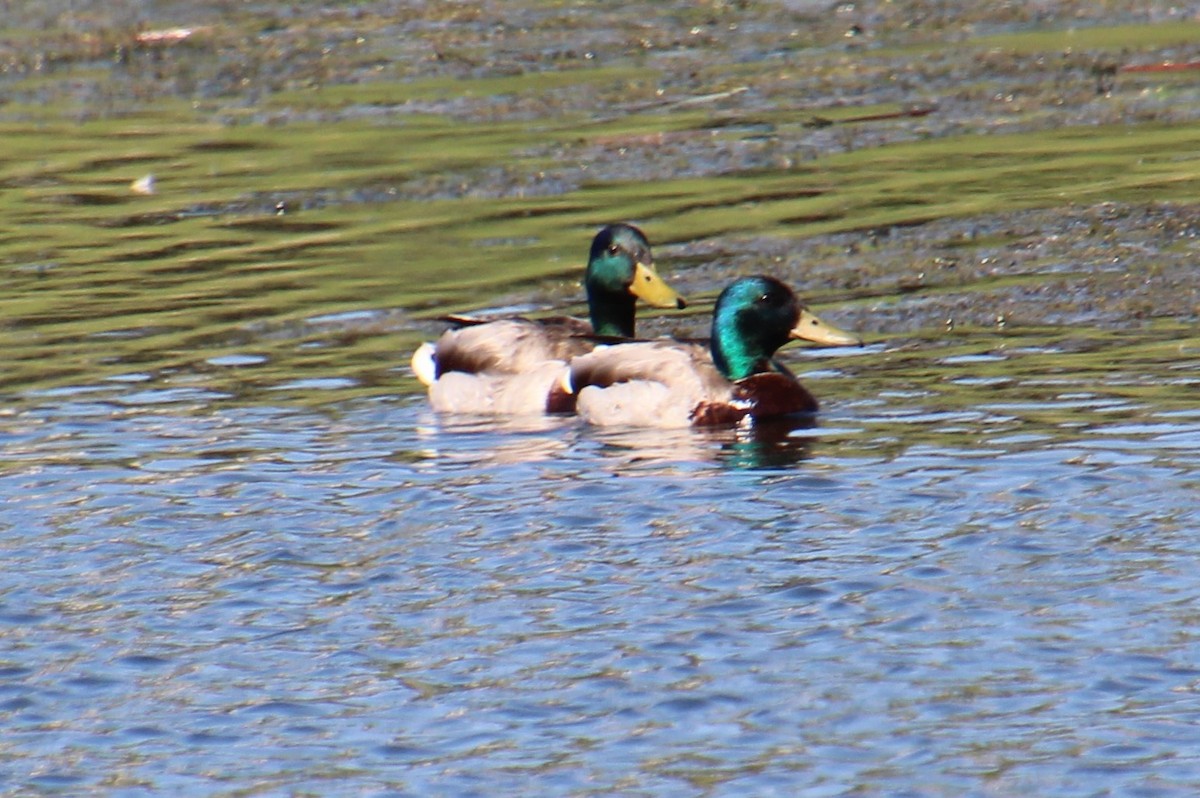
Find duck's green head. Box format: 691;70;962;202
585;223;686;337
711;275;861;381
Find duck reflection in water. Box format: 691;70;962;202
410;410;818;471
703;416;819;470
573;414;818;471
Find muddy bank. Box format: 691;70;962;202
649;202;1200;340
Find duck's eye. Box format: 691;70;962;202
608;245;620;255
759;293;771;303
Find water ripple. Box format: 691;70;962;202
3;376;1199;794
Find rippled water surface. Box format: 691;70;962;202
6;329;1200;796
4;3;1200;796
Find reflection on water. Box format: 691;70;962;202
412;413;822;472
4;331;1200;795
704;418;819;471
591;417;822;471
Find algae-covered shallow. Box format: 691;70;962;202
2;2;1200;796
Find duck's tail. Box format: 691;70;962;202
410;342;437;386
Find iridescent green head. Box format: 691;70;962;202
711;275;861;381
584;223;686;337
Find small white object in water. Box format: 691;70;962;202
135;27;197;44
130;174;155;195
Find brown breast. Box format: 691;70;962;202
732;372;819;417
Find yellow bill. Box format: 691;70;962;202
790;308;863;346
630;261;687;309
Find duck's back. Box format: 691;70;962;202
568;340;728;427
431;317;594;376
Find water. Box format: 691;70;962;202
4;4;1200;795
4;329;1200;796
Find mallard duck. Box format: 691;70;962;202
411;223;686;414
565;275;861;427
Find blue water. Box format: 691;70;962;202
5;353;1200;796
